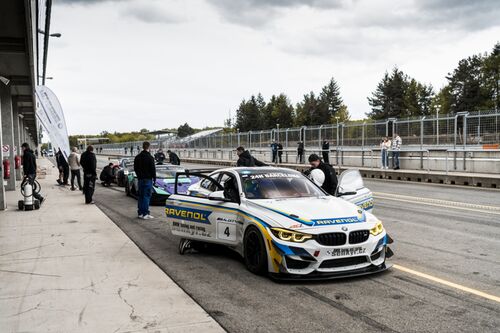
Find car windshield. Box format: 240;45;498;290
239;170;325;199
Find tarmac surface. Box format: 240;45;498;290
94;156;500;333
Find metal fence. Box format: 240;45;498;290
94;111;500;155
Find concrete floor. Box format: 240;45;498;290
0;159;224;333
91;156;500;333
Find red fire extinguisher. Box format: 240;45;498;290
3;159;10;180
15;155;21;169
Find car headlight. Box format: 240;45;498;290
370;221;384;236
270;228;313;243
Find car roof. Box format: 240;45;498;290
213;166;302;175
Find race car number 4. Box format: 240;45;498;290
217;222;236;241
327;247;366;257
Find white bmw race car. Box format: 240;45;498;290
165;167;392;279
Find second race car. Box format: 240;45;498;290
125;164;199;205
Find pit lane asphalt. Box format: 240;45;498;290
92;156;500;333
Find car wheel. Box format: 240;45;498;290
125;180;131;196
243;226;268;275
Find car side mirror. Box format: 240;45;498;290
208;190;232;202
337;191;357;197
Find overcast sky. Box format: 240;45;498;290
48;0;500;135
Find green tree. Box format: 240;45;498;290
319;78;344;122
367;67;410;119
235;93;265;131
446;54;491;112
177;123;195;138
405;79;434;117
482;42;500;111
263;93;295;129
295;92;320;126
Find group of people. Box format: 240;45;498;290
236;146;338;195
154;149;180;165
380;133;402;170
270;140;331;165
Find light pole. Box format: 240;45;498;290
276;123;280;142
335;116;340;165
436;105;440;145
37;29;62;38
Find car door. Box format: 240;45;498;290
337;169;374;212
166;172;242;246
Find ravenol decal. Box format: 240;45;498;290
165;205;212;224
312;216;363;226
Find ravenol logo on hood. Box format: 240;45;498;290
312;216;364;226
165;205;212;224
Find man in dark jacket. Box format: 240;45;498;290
100;163;114;186
134;142;156;219
297;141;304;163
21;143;44;204
167;150;180;165
236;146;266;167
322;140;330;165
154;149;166;164
56;148;69;185
80;145;97;204
277;143;284;164
308;154;338;195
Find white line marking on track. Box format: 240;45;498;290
393;264;500;303
374;192;500;215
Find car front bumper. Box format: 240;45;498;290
268;232;391;279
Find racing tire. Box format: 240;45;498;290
243;226;268;275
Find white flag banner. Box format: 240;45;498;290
35;86;70;160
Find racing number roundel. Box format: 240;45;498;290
217;222;236;241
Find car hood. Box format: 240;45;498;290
246;196;368;230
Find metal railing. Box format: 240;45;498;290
94;110;500;155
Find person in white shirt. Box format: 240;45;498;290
68;147;82;191
392;133;402;169
380;137;391;169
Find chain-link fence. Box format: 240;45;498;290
94;111;500;154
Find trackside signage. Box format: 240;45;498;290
35;86;70;160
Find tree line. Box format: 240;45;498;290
232;43;499;132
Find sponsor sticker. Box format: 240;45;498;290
165;206;212;224
326;247;366;257
312;216;363;226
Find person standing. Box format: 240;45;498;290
380;137;391;169
322;140;330;165
271;141;278;163
68;147;82;191
392;133;402;170
124;147;128;155
297;141;304;163
80;145;97;204
130;145;134;156
134;142;156;219
167;150;181;165
307;154;338;195
55;148;63;184
21;143;44;204
56;148;70;185
277;142;283;164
